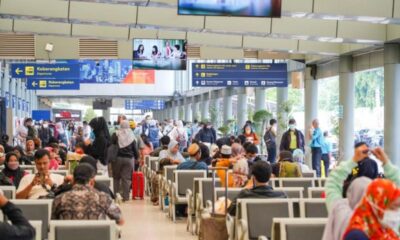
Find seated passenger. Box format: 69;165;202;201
323;147;400;240
13;146;31;165
51;164;124;225
0;145;5;166
16;149;64;199
24;139;36;163
0;189;36;240
343;179;400;240
151;136;170;157
199;143;213;166
54;156;115;199
245;143;259;170
177;144;208;170
159;140;185;164
272;151;302;178
228;161;287;216
2;152;28;188
231;143;249;188
292;149;310;172
216;145;234;187
45;147;59;170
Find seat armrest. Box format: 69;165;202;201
238;219;248;240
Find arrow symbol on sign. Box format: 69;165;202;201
15;68;23;75
32;81;38;87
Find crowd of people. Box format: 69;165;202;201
0;114;399;240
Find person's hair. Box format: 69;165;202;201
237;135;247;145
79;155;98;172
83;121;88;125
174;45;180;51
269;119;277;126
1;134;9;143
245;144;258;154
152;45;158;55
5;152;18;163
137;44;144;54
75;141;85;149
221;153;231;158
34;149;50;161
355;141;368;149
73;163;95;185
141;134;152;148
243;124;253;134
194;119;198;124
199;143;210;159
251;161;272;183
160;135;170;146
288;119;296;125
13;146;25;157
323;131;329;137
49;143;59;150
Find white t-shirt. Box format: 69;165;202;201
17;173;64;199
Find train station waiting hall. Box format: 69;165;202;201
1;0;400;239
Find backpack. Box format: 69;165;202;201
148;127;159;142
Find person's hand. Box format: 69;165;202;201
353;145;369;163
172;159;180;165
84;139;91;146
30;175;42;187
0;193;9;208
371;147;389;166
64;175;73;184
44;174;53;186
117;218;125;226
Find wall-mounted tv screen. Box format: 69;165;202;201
178;0;282;17
133;39;187;70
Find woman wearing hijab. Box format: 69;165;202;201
113;120;139;201
231;143;249;188
88;117;111;173
170;120;188;152
292;149;310;172
323;147;400;240
159;140;185;164
344;179;400;240
272;151;302;178
2;152;27;188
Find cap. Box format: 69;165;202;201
279;151;293;161
221;145;232;155
188;144;200;156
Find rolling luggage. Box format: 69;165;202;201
132;171;144;200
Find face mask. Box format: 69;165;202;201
289;124;296;130
7;162;19;170
43;124;48;128
369;199;400;234
381;210;400;234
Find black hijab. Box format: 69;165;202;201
88;117;110;164
2;152;25;187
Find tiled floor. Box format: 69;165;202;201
119;199;197;240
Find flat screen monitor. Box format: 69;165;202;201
133;39;187;70
178;0;282;17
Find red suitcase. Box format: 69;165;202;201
132;172;144;200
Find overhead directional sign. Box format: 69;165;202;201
125;100;165;110
192;63;288;87
27;79;80;90
11;63;80;79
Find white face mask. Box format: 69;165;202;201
43;124;48;128
381;210;400;234
369;199;400;234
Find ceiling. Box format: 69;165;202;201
1;0;400;62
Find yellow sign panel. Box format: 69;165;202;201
39;80;47;88
245;65;250;70
201;72;205;78
25;66;35;76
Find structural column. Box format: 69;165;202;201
255;87;266;111
223;88;233;124
384;44;400;166
211;90;221;128
172;100;179;120
304;67;319;166
201;93;210;121
339;56;355;162
102;108;111;122
184;97;192;123
192;95;200;121
237;88;248;129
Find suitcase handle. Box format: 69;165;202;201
208;167;229;215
